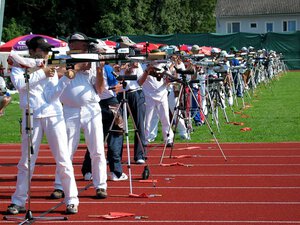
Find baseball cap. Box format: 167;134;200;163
230;46;238;52
68;32;98;43
26;36;54;51
191;45;200;54
211;47;220;54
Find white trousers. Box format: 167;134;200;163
145;95;174;143
54;103;107;191
147;110;159;142
199;75;208;115
12;112;79;207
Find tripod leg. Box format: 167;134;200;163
159;85;184;164
168;106;181;159
121;99;133;194
104;102;124;144
125;102;147;159
218;83;229;123
206;86;220;132
188;85;227;161
228;71;239;107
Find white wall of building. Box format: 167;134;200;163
216;14;300;33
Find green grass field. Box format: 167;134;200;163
0;71;299;144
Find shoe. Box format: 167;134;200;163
96;188;107;199
147;138;156;143
110;172;128;181
136;159;145;164
66;204;78;214
6;204;26;215
84;172;93;181
166;142;173;147
195;122;203;126
50;189;64;199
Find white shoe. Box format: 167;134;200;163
110;172;128;181
136;159;145;164
84;172;93;181
147;138;156;142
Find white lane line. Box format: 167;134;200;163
2;200;300;205
2;173;300;177
3;163;300;167
4;155;300;159
30;220;300;224
1;186;300;190
1;147;300;152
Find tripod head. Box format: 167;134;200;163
111;71;138;91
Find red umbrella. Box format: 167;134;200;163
134;42;160;53
0;34;67;52
179;44;190;53
104;40;117;48
199;46;221;56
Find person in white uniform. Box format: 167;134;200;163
50;32;108;200
140;62;174;146
81;61;128;182
167;54;189;139
7;36;79;215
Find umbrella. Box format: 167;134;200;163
179;44;191;53
133;42;160;53
0;34;67;52
199;46;221;56
104;40;117;48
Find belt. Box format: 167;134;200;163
126;88;142;93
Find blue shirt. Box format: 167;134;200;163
104;64;118;86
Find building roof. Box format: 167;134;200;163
216;0;300;17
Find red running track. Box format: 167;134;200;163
0;142;300;224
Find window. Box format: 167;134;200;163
266;22;273;32
283;20;296;32
250;23;257;28
227;22;240;33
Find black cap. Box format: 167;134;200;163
67;32;98;44
26;36;54;51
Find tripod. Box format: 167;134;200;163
4;69;67;224
106;80;147;194
231;66;253;108
160;73;227;164
206;76;230;132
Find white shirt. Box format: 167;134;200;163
60;66;100;107
120;63;143;91
10;67;68;118
168;61;186;92
98;68;114;100
142;63;168;101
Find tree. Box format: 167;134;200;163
2;18;29;41
2;0;217;41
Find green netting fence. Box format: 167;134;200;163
104;31;300;70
